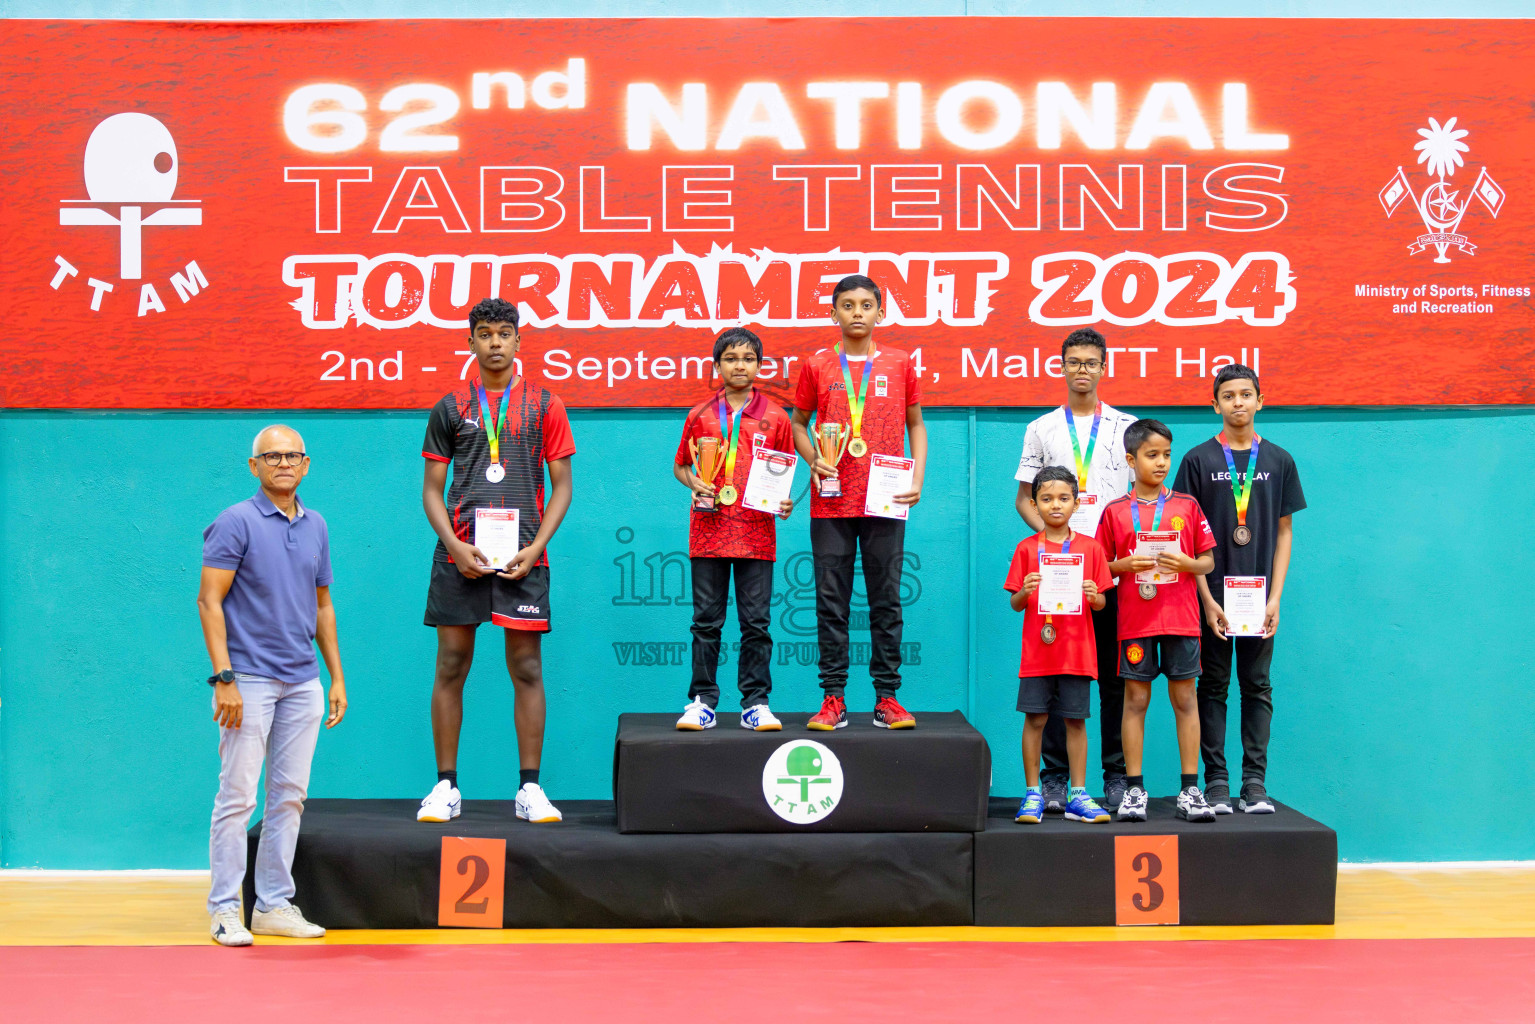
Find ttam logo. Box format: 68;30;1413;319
761;739;844;824
51;112;209;315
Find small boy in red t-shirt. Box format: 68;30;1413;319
1004;466;1114;825
673;327;795;732
1096;419;1218;823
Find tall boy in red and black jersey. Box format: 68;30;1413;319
1095;419;1217;823
1005;467;1114;826
791;275;927;731
415;297;575;826
1172;365;1305;815
672;327;796;732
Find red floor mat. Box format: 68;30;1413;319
4;937;1532;1024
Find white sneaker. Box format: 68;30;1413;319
416;779;462;822
515;782;562;823
676;698;717;730
250;904;325;938
210;906;253;947
740;704;782;731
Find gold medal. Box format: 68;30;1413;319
848;437;868;458
717;484;738;506
1139;582;1158;600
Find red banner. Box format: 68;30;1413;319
2;19;1532;408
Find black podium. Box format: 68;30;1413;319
246;710;1338;929
613;711;991;833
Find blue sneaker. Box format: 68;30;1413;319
1015;791;1045;824
1064;792;1111;823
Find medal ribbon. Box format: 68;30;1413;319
1218;432;1262;527
717;392;747;479
475;381;507;464
1063;404;1102;491
835;342;875;441
1128;487;1168;533
1040;532;1073;626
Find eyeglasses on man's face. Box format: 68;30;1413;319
257;451;307;467
1064;359;1104;372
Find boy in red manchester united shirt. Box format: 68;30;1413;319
1096;419;1217;823
673;328;796;732
791;275;927;731
1005;467;1114;825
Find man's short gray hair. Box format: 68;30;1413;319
252;424;305;458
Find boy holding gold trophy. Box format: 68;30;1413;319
673;328;796;731
791;275;928;731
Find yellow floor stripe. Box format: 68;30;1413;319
2;868;1532;947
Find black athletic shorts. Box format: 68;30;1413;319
1017;675;1093;718
425;561;551;631
1119;635;1200;682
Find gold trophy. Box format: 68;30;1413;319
812;422;850;498
690;436;722;511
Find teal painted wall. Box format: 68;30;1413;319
3;0;1532;867
5;405;1534;866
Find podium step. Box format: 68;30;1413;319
246;799;974;929
613;711;991;833
973;796;1338;926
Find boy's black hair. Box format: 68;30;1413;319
1060;327;1107;361
1124;418;1173;456
1213;363;1261;399
1031;465;1080;501
713;326;762;363
831;274;883;309
468;297;519;333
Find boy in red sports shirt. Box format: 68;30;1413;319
672;327;796;732
791;275;927;731
1096;419;1217;823
1005;466;1114;825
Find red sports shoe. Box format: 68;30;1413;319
873;696;916;729
807;694;847;731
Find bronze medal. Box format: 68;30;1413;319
1040;622;1057;645
848;437;868;458
717;484;739;506
1233;525;1252;546
1139;582;1158;600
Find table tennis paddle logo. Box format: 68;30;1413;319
1379;117;1506;263
762;739;844;823
51;112;209;315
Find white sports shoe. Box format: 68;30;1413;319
740;704;782;731
250;904;325;938
416;779;462;822
676;698;717;730
516;782;562;823
210;906;253;947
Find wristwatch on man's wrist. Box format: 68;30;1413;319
207;669;236;686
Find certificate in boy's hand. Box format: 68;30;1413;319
864;454;915;520
1037;552;1085;616
1223;576;1267;637
743;447;796;515
474;508;521;571
1133;530;1181;586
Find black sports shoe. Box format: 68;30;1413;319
1041;774;1068;814
1205;781;1234;815
1102;773;1128;811
1239;780;1275;814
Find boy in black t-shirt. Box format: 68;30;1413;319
416;297;576;826
1171;365;1305;815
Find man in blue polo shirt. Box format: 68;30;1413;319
198;424;348;947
